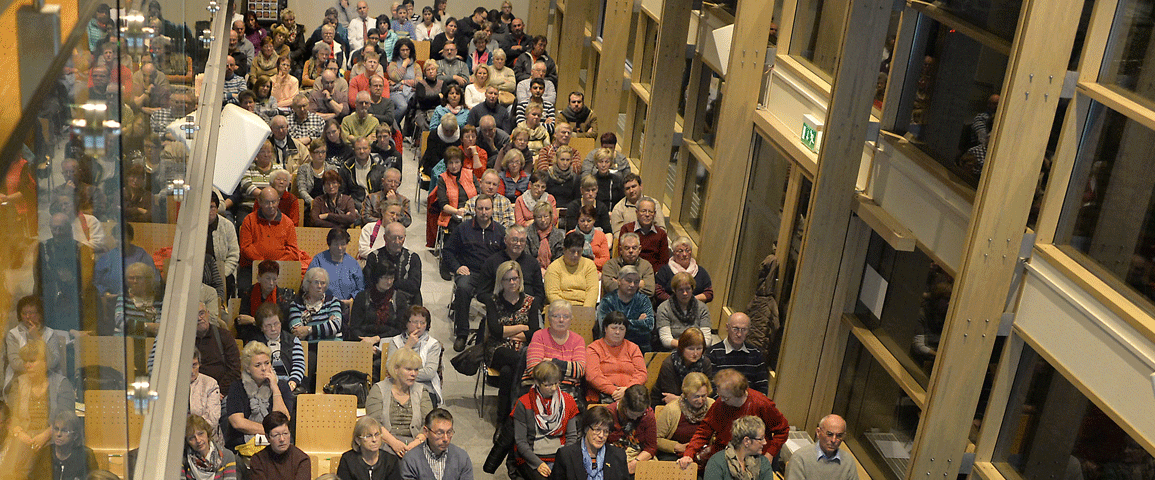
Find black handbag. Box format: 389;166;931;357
450;334;484;376
322;370;371;407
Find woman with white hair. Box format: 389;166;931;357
288;267;345;386
267;168;301;225
524;299;586;402
655;236;714;304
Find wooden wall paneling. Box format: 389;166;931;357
770;0;895;424
592;0;632;121
557;0;590;98
636;0;689;205
695;0;776;321
906;0;1084;475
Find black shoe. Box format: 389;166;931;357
453;336;467;352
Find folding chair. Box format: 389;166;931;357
296;226;332;257
251;260;303;292
295;394;358;478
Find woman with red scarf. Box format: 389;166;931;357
513;361;580;480
235;259;296;342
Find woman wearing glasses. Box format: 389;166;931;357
548;406;629;480
336;416;402;480
702;416;774;480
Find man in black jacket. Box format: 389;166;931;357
443;194;506;351
474;225;545;305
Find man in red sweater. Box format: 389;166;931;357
676;369;790;469
239;187;302;274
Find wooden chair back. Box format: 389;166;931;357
85;390;145;472
315;340;374;388
569;136;598;160
570;306;597;345
296;227;332;258
78;335;129;376
635;460;697;480
346;226;362;257
252;260;304;292
414;41;431;63
128;222;176;261
644;351;670;392
295;394;358;478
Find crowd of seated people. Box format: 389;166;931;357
0;0;816;478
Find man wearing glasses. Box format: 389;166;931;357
706;312;770;394
474;225;546;305
675;369;790;470
402;408;473;480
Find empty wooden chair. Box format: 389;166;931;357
295;393;358;478
315;340;374;389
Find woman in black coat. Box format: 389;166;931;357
336;416;403;480
549;406;629;480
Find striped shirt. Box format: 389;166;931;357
288;294;345;342
706;339;770;394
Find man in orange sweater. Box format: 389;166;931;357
239;187;302;286
676;369;790;468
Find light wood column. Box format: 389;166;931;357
0;0;32;146
527;0;549;38
771;0;895;423
638;0;689;200
694;1;775;319
556;0;590;98
907;0;1083;476
591;0;630;123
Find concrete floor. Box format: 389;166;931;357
394;140;512;480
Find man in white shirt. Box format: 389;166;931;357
348;1;377;52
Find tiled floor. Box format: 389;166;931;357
395;141;511;479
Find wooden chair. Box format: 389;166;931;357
644;351;670;392
77;335;129;377
346;226;362;257
128;222;176;259
295;394;358;478
414;41;431;63
252;260;303;292
296;226;331;258
569;136;598;160
236;338;245;352
635;460;697;480
85;389;145;477
570;306;597;345
226;298;241;336
315;340;374;389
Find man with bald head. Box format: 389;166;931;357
342;90;381;143
347;0;377;52
269;115;308;172
308;69;350;120
785;414;858;480
239;187;301;284
363;221;422;304
515;60;557;105
477;114;511;159
706;312;770;394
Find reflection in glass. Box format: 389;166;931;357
834;335;922;480
729;138;792;367
856;232;954;387
994;343;1155;479
637;18;659;86
790;0;849;80
1099;0;1155;109
680;156;709;234
692;68;724;152
931;0;1023;42
891;17;1007;185
1057;102;1155;313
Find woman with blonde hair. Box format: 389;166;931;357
465;64;491;108
498;148;529;201
336;416;402;479
365;348;432;456
485;260;542;421
224;341;293;454
655;372;714;460
489;49;517;101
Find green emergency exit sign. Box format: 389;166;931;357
801;114;823;153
